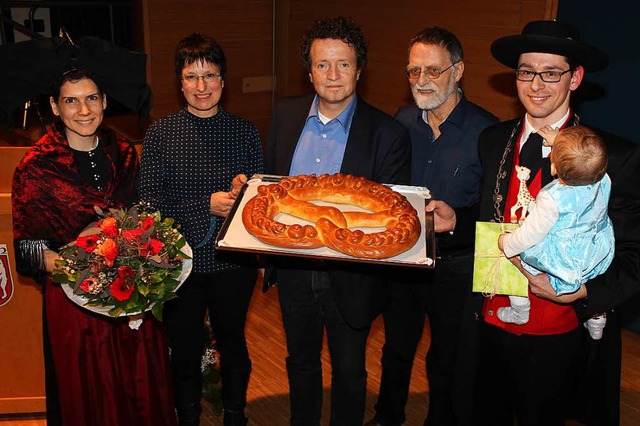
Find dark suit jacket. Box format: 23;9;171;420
266;94;412;329
472;117;640;425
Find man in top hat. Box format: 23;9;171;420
427;20;640;425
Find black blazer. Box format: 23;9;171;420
265;94;412;328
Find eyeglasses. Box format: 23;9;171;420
406;62;457;80
515;69;571;83
181;73;222;85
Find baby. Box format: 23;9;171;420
498;125;614;339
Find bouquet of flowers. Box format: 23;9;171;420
52;204;192;327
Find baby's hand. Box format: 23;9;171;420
537;125;559;147
498;233;506;252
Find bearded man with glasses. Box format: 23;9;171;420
366;27;497;426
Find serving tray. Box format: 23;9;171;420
215;175;435;268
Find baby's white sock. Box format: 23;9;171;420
584;315;607;340
497;296;530;325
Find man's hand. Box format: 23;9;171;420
425;199;456;233
509;257;587;303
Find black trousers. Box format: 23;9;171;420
277;270;370;426
568;309;622;426
374;254;473;426
475;321;582;426
164;267;257;421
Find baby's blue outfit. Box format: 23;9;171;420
520;174;614;295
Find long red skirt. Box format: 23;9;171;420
45;280;177;426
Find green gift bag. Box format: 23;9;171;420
473;222;529;297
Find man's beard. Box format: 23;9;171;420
412;72;457;111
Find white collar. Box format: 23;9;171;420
520;110;571;155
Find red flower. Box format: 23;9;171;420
118;265;135;279
76;234;100;252
110;276;134;301
140;216;156;231
140;238;164;256
150;238;164;254
122;228;143;241
99;217;119;238
96;238;119;267
79;277;98;293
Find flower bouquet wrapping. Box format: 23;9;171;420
52;204;192;329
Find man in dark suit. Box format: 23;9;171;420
265;16;411;426
428;20;640;425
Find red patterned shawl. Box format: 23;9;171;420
12;123;138;277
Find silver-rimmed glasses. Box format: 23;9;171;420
181;73;222;85
406;62;458;80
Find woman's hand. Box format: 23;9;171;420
230;174;248;198
210;174;248;217
210;191;237;217
44;249;61;273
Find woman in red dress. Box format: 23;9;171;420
12;68;177;426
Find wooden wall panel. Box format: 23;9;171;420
142;0;274;141
139;0;556;142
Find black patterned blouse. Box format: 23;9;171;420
138;107;264;273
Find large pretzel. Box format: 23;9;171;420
241;173;421;259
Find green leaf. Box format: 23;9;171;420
163;292;178;302
138;283;150;296
149;287;163;297
53;258;68;267
51;273;69;284
152;303;163;321
164;277;180;288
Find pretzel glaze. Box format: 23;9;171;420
241;173;421;259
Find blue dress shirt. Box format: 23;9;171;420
395;95;498;208
289;95;357;176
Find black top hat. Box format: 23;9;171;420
491;20;608;72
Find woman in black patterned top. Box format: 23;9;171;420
139;33;263;426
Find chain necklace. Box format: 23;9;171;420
491;113;580;223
